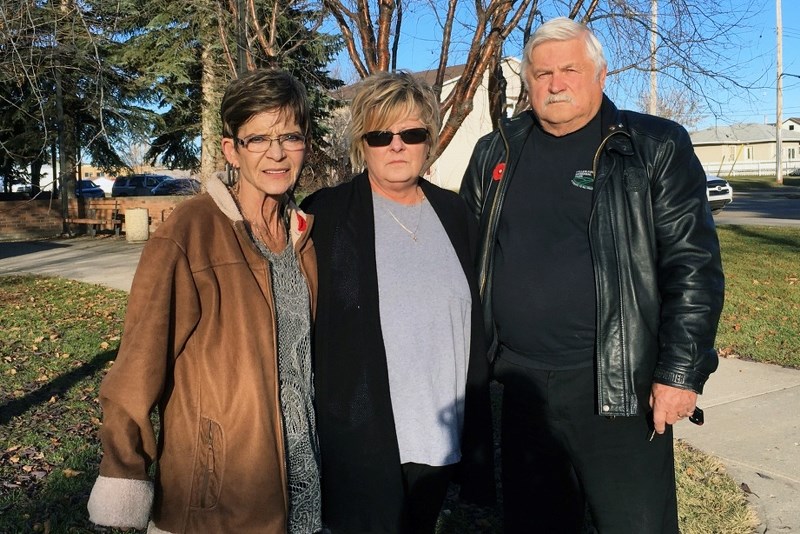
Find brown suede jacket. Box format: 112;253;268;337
87;177;317;533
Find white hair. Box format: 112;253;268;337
520;17;607;87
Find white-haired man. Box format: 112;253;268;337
460;17;724;532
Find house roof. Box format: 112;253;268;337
690;123;800;145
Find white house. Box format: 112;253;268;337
784;117;800;132
690;123;800;176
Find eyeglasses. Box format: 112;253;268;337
363;128;429;147
236;133;306;153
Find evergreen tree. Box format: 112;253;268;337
0;0;156;197
137;0;344;187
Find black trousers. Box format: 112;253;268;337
494;357;679;534
401;462;455;534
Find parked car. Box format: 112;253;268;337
151;178;202;196
706;174;734;214
75;179;105;198
112;174;170;197
788;168;800;177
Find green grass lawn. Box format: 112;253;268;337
5;222;796;533
723;175;800;191
716;226;800;368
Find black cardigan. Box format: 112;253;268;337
302;172;495;533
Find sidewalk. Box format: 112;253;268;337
0;235;144;292
1;236;798;532
674;359;800;533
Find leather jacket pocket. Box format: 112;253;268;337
190;417;224;509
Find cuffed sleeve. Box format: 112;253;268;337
87;475;153;529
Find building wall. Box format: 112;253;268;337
694;140;800;175
0;196;190;242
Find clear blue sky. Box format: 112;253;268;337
703;0;800;128
327;0;799;131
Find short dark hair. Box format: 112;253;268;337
220;69;310;141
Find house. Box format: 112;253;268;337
335;57;525;191
689;123;800;176
784;117;800;132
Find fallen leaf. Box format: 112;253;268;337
62;468;82;478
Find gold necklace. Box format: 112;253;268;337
384;199;424;242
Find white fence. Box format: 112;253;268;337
702;160;800;177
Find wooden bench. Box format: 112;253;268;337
65;199;124;237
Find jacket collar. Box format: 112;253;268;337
205;175;313;249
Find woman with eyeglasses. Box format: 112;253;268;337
302;71;495;533
87;69;321;533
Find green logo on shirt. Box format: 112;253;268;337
571;170;594;190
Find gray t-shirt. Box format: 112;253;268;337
372;192;471;466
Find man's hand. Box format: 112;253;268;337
649;383;698;434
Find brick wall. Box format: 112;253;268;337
0;196;190;242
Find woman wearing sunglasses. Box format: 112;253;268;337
302;71;495;533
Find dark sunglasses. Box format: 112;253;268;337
363;128;429;147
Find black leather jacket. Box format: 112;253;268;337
460;96;725;416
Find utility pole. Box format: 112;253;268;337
776;0;783;184
649;0;658;115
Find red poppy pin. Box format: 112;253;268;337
492;162;506;181
296;213;307;232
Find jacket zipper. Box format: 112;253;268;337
200;419;215;508
478;127;511;298
590;127;632;413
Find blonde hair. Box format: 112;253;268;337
347;71;441;170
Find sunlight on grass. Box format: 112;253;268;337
724;175;800;190
716;226;800;368
0;269;772;533
675;440;759;534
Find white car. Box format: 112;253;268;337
705;175;733;214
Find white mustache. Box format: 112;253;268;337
545;94;573;105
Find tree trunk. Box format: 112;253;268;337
200;44;225;182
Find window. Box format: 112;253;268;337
745;147;753;160
84;172;90;177
790;125;795;131
789;148;796;160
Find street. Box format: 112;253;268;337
714;188;800;227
